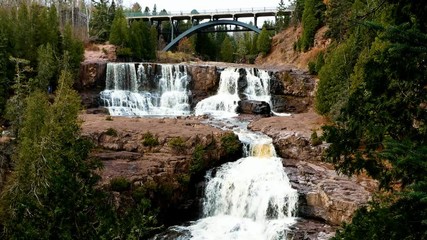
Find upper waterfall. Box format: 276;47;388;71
195;67;272;117
100;63;191;116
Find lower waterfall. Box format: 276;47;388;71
154;126;298;240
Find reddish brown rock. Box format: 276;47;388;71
249;110;378;230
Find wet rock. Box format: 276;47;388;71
77;61;107;91
93;151;142;161
86;107;109;115
249;115;378;226
288;218;337;240
237;100;271;115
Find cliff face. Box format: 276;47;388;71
80;114;242;224
78;62;316;115
249;111;378;239
77;61;377;238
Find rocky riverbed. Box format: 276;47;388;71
77;108;378;239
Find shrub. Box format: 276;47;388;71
177;174;190;186
105;127;118;137
142;132;159;147
168;137;186;153
308;61;317;74
190;144;205;174
310;130;322;146
105;115;113;121
110;177;131;192
221;133;241;155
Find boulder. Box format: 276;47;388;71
237;100;271;115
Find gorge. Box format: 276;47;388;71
77;61;377;239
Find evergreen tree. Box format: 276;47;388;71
299;0;325;51
0;71;105;239
31;43;57;91
109;7;128;47
149;25;158;59
317;0;427;238
0;12;10;117
62;24;84;75
220;36;234;62
276;0;290;31
128;20;145;60
152;4;157;16
90;0;114;41
257;26;271;55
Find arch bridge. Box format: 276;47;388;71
125;7;293;51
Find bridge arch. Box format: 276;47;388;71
163;20;261;51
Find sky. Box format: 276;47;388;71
121;0;291;14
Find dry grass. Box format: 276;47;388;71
256;25;331;71
157;51;200;63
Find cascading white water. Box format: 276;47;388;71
161;127;298;240
100;63;191;116
195;67;272;117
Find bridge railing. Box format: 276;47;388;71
125;7;289;18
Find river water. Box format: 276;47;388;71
100;63;297;239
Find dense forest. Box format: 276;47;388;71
0;1;160;239
312;0;427;239
0;0;426;239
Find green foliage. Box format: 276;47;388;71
315;36;360;119
221;133;241;155
292;0;305;23
142;132;159;147
62;24;84;74
220;36;234;62
169;137;186;154
110;177;132;192
0;24;10;117
308;51;324;75
177;174;190;186
0;70;104;239
105;127;118;137
318;0;427;238
310;130;322;146
257;27;271;55
90;0;116;42
31;43;57;91
333;183;427;240
325;0;354;41
190;144;206;175
276;0;291;31
109;8;128;46
5;57;32;136
299;0;325;51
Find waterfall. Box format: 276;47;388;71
157;128;298;240
195;67;272;117
100;63;191;116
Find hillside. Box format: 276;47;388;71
256;25;331;71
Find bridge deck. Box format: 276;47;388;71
126;7;292;22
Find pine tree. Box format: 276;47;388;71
0;70;105;239
109;7;128;47
257;26;271;55
220;36;234;62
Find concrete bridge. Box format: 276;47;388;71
125;7;293;51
